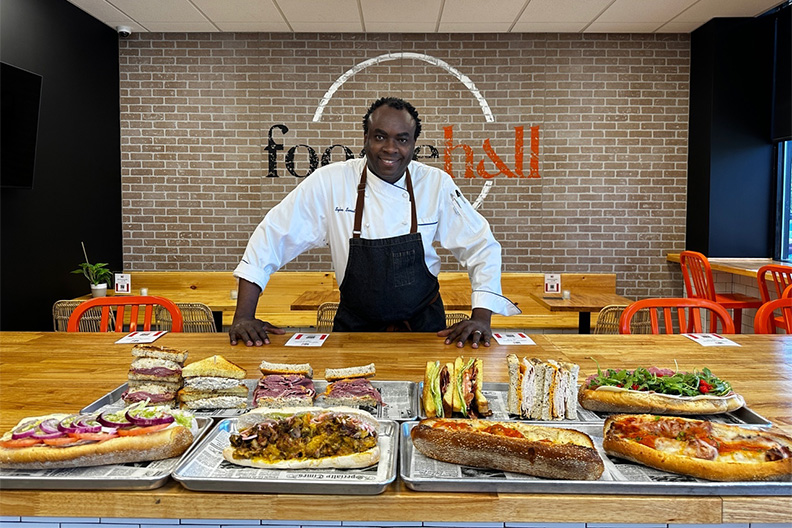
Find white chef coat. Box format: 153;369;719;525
234;157;520;316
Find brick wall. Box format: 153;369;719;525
119;33;690;299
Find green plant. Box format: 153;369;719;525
72;262;113;286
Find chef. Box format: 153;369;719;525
229;97;519;348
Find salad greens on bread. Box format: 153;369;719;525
583;359;734;397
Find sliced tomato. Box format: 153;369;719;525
43;436;80;446
69;432;119;442
0;438;43;448
117;423;170;436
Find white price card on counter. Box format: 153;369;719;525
682;333;740;347
285;333;329;347
492;332;536;345
115;331;167;344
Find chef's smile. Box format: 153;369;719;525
364;105;417;184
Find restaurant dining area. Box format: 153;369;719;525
2;0;792;527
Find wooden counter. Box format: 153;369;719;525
1;332;790;524
667;253;789;278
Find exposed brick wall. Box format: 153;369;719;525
119;32;690;299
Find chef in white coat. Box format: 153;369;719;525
229;97;518;348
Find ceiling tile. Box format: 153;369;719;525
108;0;213;27
192;0;286;24
361;0;443;32
275;0;362;32
584;22;665;32
511;21;590;32
68;0;142;30
595;0;696;23
517;0;614;23
668;0;785;23
439;0;527;24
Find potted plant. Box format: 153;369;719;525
72;242;113;297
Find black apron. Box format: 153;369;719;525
333;166;445;332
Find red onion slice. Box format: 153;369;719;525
31;430;67;440
97;410;134;429
11;419;38;440
57;416;80;434
125;409;175;427
74;415;102;434
37;418;61;435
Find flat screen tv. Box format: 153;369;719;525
1;62;43;189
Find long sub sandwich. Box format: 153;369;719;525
0;403;197;469
579;364;744;415
411;418;604;480
603;414;792;481
223;406;379;469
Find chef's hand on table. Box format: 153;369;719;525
437;307;493;349
229;278;285;346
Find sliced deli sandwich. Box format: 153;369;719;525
318;363;383;408
254;360;316;407
422;357;491;418
506;354;579;420
123;344;188;408
223;406;380;469
0;403;197;469
411;418;604;480
178;355;248;410
603;414;792;481
578;364;745;415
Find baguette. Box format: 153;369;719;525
579;386;745;415
603;414;792;481
411;418;604;480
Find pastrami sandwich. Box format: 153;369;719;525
178;355;248;410
507;354;579;420
319;363;383;408
254;360;315;408
122;344;188;407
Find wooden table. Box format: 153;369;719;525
529;292;633;333
290;289;473;311
667;253;789;278
1;332;791;524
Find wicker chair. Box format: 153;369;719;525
52;300;106;332
594;304;651;335
316;304;471;332
155;302;217;333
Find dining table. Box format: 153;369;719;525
529;292;633;333
0;331;790;525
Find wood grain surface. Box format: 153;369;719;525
1;332;790;523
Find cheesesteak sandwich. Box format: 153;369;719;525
178;355;248;410
222;406;380;469
411;418;604;480
0;403;198;469
578;363;745;415
603;414;792;481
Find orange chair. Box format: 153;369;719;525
756;264;792;332
754;297;792;334
679;251;762;332
67;295;183;332
619;298;736;335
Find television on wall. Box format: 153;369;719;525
1;62;43;189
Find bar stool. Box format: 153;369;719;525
756;264;792;332
679;251;762;333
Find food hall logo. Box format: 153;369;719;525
265;52;540;179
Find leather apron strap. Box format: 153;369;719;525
353;166;416;238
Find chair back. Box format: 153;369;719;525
316;302;339;332
679;251;717;301
155;302;216;332
67;295;183;332
594;305;651;334
53;300;106;332
755;297;792;333
619;298;736;335
756;264;792;302
445;312;470;327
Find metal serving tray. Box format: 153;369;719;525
418;382;772;427
400;421;791;495
83;379;419;421
172;418;398;495
0;418;214;490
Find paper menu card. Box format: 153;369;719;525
285;333;329;347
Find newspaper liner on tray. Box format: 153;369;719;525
172;418;398;495
400;422;792;496
82;379;418;421
0;417;214;490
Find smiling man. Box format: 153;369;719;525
230;97;518;348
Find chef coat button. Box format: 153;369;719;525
402;192;408;199
402;220;408;225
365;223;370;228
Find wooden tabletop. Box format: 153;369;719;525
1;332;790;524
667;253;790;278
290;289;473;311
529;292;633;312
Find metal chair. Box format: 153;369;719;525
593;304;651;334
619;298;736;335
52;300;107;332
754;297;792;334
679;250;762;332
756;264;792;332
155;302;216;333
316;302;339;332
67;295;183;332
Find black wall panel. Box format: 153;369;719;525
0;0;122;330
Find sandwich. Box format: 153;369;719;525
318;363;383;408
122;344;188;407
421;357;491;418
506;354;579;420
254;360;316;408
178;355;248;410
223;406;379;469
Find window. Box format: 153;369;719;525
778;140;792;260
